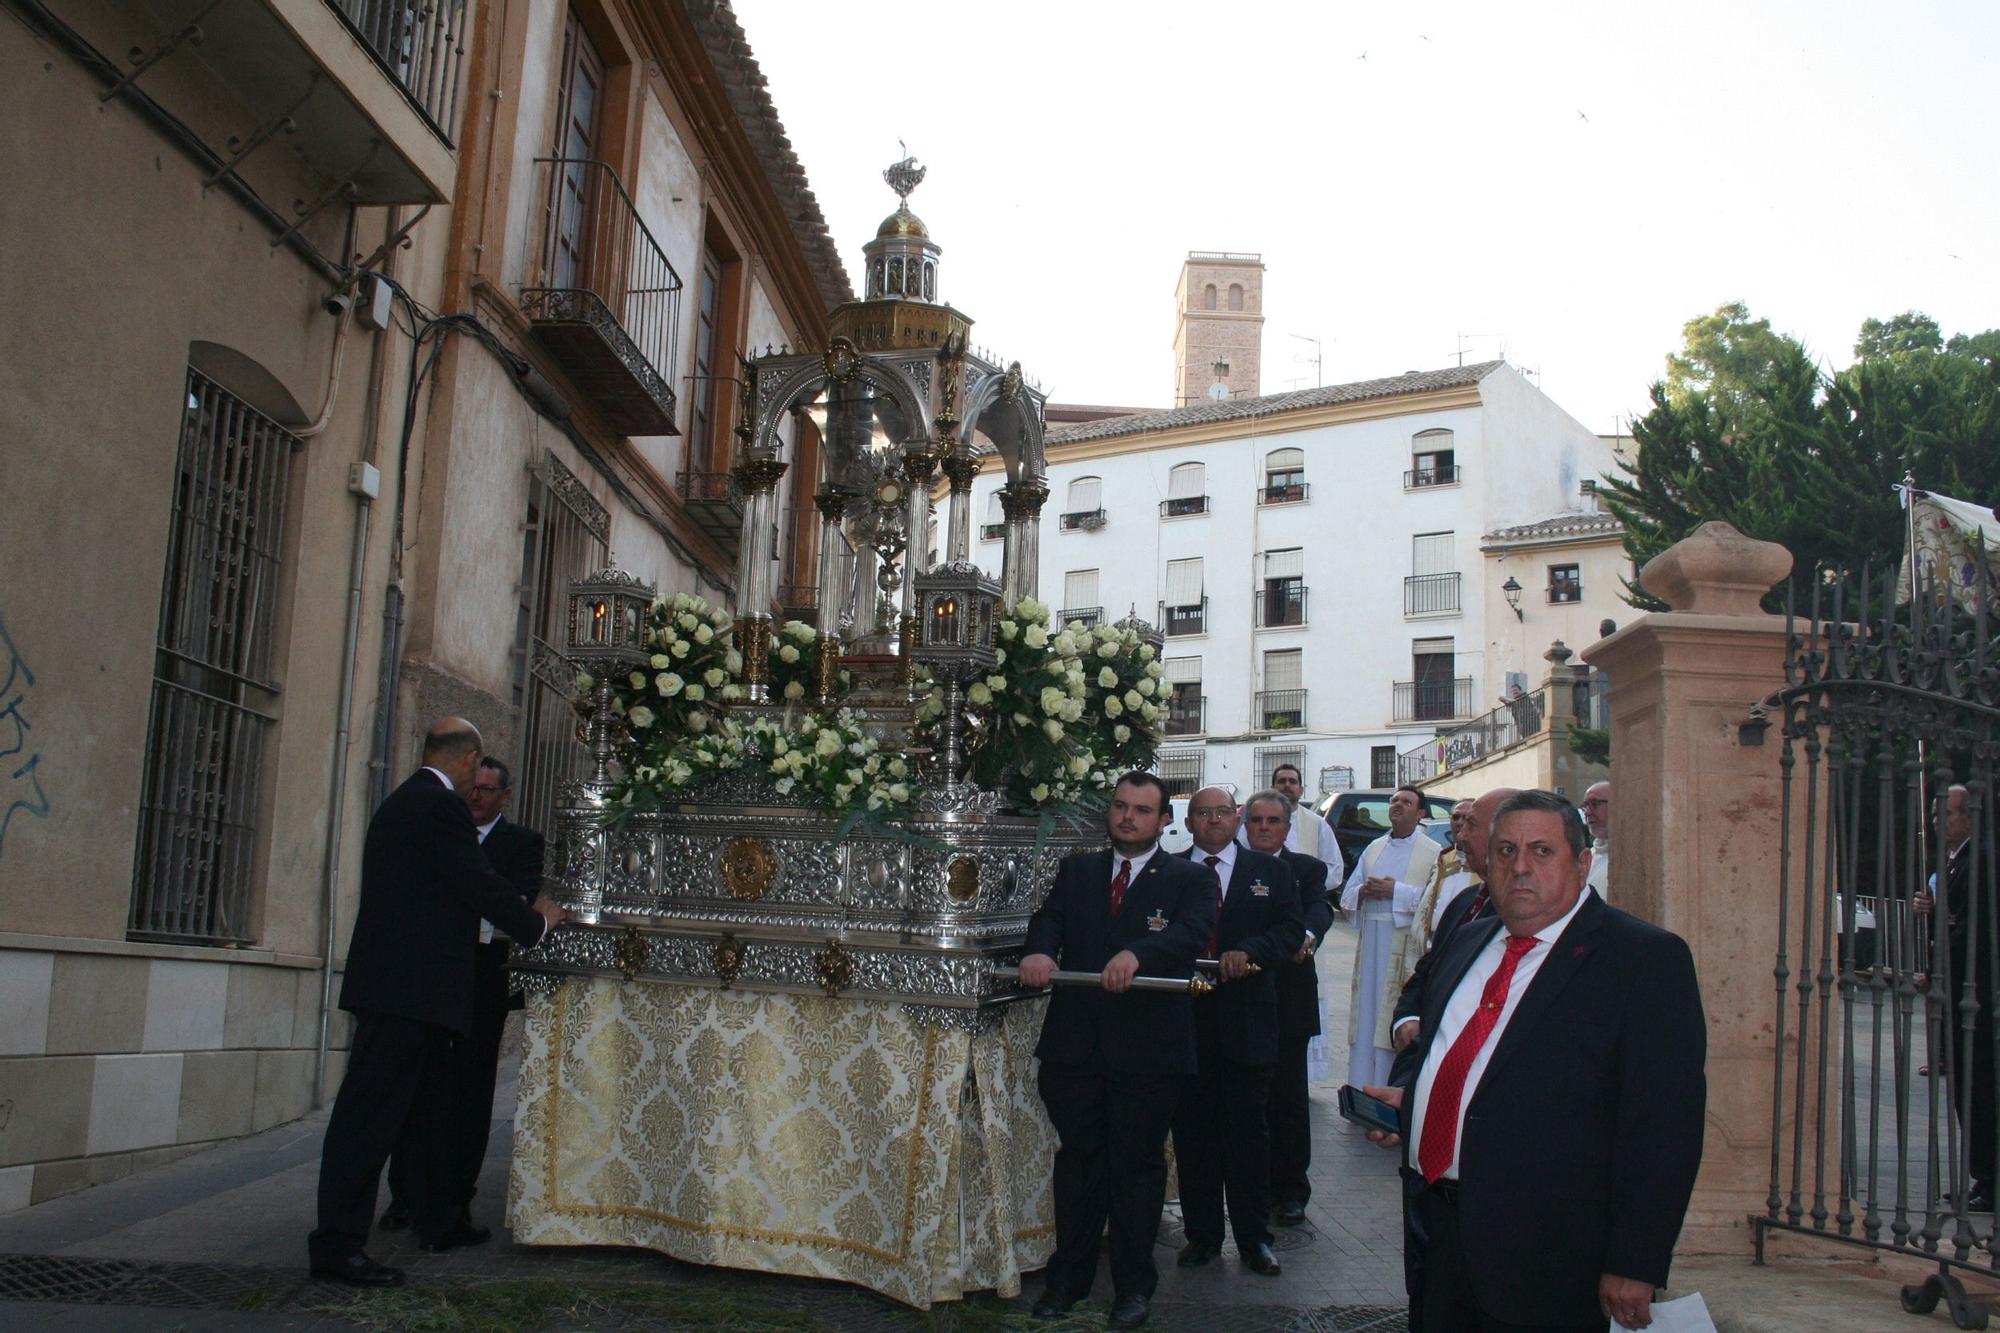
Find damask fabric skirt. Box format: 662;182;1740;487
509;977;1058;1307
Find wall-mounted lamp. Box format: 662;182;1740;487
1502;576;1524;620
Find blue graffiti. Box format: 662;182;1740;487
0;613;48;857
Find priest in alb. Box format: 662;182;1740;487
1338;785;1439;1086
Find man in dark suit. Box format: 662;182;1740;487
1242;789;1331;1228
1171;786;1303;1276
307;718;564;1288
1363;789;1706;1332
380;756;546;1236
1020;771;1217;1330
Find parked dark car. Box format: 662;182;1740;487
1314;789;1459;877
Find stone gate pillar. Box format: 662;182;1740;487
1583;521;1812;1256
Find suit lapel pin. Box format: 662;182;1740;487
1572;945;1588;958
1250;879;1270;897
1146;909;1168;931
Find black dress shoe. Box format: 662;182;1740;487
1176;1240;1218;1267
309;1251;406;1288
1108;1292;1150;1329
417;1221;492;1253
1030;1286;1076;1318
1243;1241;1282;1275
377;1200;411;1232
1273;1201;1308;1227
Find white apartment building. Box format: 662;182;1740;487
967;361;1618;799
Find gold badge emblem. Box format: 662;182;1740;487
1146;909;1168;932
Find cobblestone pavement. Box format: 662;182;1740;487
0;923;1397;1328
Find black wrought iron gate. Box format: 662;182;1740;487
1760;564;1999;1328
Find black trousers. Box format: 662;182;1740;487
1173;1056;1275;1251
309;1011;461;1260
387;996;510;1214
1941;1008;1996;1188
1415;1183;1607;1333
1266;1031;1313;1208
1037;1062;1182;1301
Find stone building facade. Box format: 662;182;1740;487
1172;251;1264;404
0;0;839;1210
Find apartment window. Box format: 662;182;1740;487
1202;283;1217;311
1165;656;1204;737
1061;475;1105;530
1405;531;1461;617
1259;548;1306;628
1262;447;1306;504
1549;563;1583;603
1163;558;1206;636
132;369;300;944
688;245;723;463
1163;462;1208;517
1061;569;1102;628
981;490;1005;541
1407;428;1459;488
1228;283;1245;311
1255;745;1305;788
1259;648;1305;731
1396;636;1464;723
1159;748;1205;799
513;451;610;841
546;11;605;292
1370;745;1397;789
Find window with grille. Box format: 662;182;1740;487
1370;745;1397;789
1406;532;1460;616
1159;748;1204;798
1164;462;1207;516
1409;428;1458;487
981;489;1005;541
1255;745;1305;788
1549;563;1583;603
1164;656;1203;736
131;369;300;944
1061;476;1105;530
1062;569;1101;627
1259;649;1305;730
1261;548;1306;627
1263;447;1306;503
1163;558;1206;636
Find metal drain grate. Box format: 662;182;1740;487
1292;1306;1409;1332
0;1253;292;1310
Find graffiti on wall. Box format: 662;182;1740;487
0;612;49;857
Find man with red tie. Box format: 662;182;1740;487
1019;771;1217;1330
1362;789;1705;1332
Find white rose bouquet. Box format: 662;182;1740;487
1076;620;1164;784
749;708;915;820
587;591;747;806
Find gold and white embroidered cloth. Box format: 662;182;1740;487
508;978;1056;1307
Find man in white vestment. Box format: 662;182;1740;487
1340;786;1439;1086
1582;781;1611;899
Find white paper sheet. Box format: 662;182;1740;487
1615;1292;1717;1333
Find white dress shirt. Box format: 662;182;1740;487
1406;887;1596;1181
476;815;501;943
424;765;457;792
1193;841;1237;900
1113;843;1160;887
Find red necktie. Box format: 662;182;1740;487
1108;858;1132;917
1204;855;1223;955
1418;934;1539;1183
1459;885;1489;928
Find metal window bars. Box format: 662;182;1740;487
325;0;470;142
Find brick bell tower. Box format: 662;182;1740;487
1173;251;1264;405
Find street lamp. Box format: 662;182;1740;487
1502;576;1524;621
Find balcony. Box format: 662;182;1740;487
521;158;683;437
1165;693;1206;738
1255;586;1309;629
327;0;468;143
1256;689;1308;732
1160;495;1210;518
1393;676;1473;724
1059;606;1103;629
1060;508;1107;532
1260;482;1310;505
1405;465;1462;489
677;469;742;550
980;522;1006;541
1160;599;1208;638
1404;572;1462;617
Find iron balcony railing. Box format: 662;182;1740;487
1397;749;1439;786
1160;598;1208;638
1260;482;1309;505
1060;508;1107;531
1549;580;1584;604
326;0;470;141
522;157;682;436
1256;689;1307;732
1165;693;1206;737
1255;586;1308;628
1397;685;1548;781
1404;571;1462;617
1404;464;1462;489
1059;606;1103;628
1392;676;1473;723
1160;495;1209;518
980;522;1006;541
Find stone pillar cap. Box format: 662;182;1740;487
1639;521;1794;616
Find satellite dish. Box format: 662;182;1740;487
1207;381;1229;401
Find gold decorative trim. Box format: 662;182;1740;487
719;836;780;902
814;938;856;996
712;932;743;988
612;926;646;979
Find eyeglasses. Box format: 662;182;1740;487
1581;798;1608;809
470;784;506;796
1189;808;1236;820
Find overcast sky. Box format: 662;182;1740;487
733;0;1996;435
